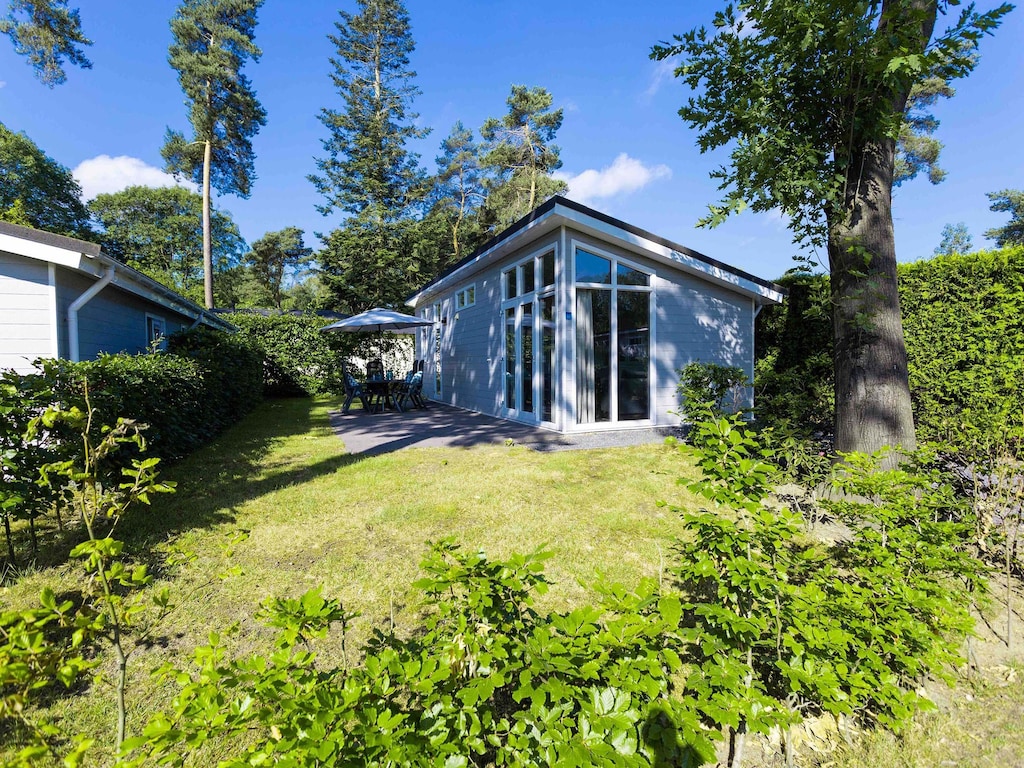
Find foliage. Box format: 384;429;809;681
124;541;715;767
0;121;92;238
670;413;983;766
426;121;488;271
89;185;246;303
651;1;1011;457
310;0;428;313
2;395;174;763
900;246;1024;447
754;272;835;436
984;188;1024;247
676;362;748;422
226;312;354;396
480;85;567;229
894;72;955;186
755;249;1024;450
0;0;91;86
163;0;266;307
934;221;973;256
247;226;311;310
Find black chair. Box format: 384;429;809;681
366;359;384;380
396;371;426;410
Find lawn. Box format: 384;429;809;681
2;396;705;762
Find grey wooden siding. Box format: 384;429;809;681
0;252;53;373
419;226;753;430
55;269;191;360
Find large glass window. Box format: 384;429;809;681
521;262;535;294
575;247;652;424
541;295;555;422
541;251;555;288
616;293;649;420
504;268;517;300
522;302;534;414
505;307;516;409
575;250;611;284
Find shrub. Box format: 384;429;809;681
755;248;1024;448
226;312;355;396
677;361;749;422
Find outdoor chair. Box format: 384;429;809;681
396;371;426;411
342;371;370;414
366;359;384;380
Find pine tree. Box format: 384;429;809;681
163;0;266;309
0;0;91;87
248;226;311;309
428;121;487;268
309;0;427;312
481;85;567;228
984;190;1024;247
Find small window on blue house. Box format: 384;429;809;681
575;250;611;284
456;284;476;309
146;315;166;348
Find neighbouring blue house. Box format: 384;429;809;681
407;196;785;433
0;221;233;374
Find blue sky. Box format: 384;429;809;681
1;1;1021;281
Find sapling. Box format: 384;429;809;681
30;382;175;750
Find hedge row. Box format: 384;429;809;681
756;246;1024;447
226;313;355;397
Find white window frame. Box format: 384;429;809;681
456;283;476;309
146;313;167;349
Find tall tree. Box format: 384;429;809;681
653;1;1010;458
428;121;488;268
309;0;428;312
984;189;1024;247
89;185;245;303
163;0;266;310
248;226;312;309
0;0;90;86
0;122;91;237
480;85;567;228
934;222;973;255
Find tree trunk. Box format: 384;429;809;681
827;135;916;460
826;0;937;460
202;138;213;309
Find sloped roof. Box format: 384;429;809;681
0;221;234;332
407;196;787;306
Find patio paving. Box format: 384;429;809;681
329;401;683;456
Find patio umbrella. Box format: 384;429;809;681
321;307;433;366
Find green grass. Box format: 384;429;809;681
2;396;704;761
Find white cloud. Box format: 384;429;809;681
72;155;196;201
556;153;672;205
0;80;6;89
642;56;679;101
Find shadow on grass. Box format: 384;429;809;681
5;398;364;579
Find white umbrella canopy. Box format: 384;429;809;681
320;307;432;334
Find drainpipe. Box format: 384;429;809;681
68;266;115;362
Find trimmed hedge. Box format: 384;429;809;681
226;313;355;397
755;246;1024;447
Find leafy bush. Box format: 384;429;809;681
677;361;749;421
226;312;355;396
755;247;1024;448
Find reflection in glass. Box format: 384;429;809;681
504;269;517;299
617;292;649;420
522;303;533;413
522;261;535;294
617;262;650;286
505;307;516;409
575;249;611;284
541;296;554;422
576;289;611;423
541;251;555;287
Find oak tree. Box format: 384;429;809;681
653;0;1010;457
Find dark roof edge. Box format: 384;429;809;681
0;221;102;257
408;196;787;301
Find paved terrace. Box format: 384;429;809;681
330;402;683;456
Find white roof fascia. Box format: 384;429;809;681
0;228;234;331
0;230;93;271
555;206;786;305
406;207;560;308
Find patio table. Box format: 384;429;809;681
363;379;404;413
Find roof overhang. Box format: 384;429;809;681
0;222;235;332
406;197;787;308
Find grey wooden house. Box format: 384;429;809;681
407;197;785;433
0;222;233;374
